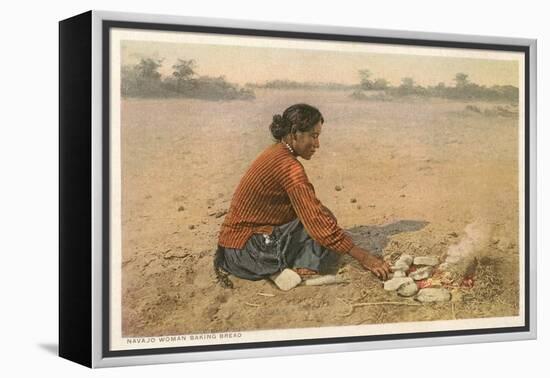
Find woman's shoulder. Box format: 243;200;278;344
268;144;309;188
269;143;304;168
250;143;305;177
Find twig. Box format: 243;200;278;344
338;300;421;317
451;302;456;319
350;301;421;307
245;302;261;308
304;275;348;286
336;297;350;305
375;308;385;323
142;256;157;269
257;292;275;297
121;256;137;267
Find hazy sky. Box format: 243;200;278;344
120;37;520;87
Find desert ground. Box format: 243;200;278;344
119;89;521;337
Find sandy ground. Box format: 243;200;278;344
119;89;521;337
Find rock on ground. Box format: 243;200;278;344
415;288;451;302
414;256;440;266
396;254;413;266
271;269;301;291
397;281;419;297
392;261;411;272
392;270;406;278
409;266;434;281
384;277;414;291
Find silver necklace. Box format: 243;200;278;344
282;141;295;154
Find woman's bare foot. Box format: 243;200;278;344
292;267;319;278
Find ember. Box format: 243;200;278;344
416;279;432;289
384;254;458;301
461;276;475;288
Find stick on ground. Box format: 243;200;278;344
337;298;421;317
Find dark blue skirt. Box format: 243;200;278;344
216;219;341;281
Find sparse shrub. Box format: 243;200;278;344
483;105;518;118
372;78;389;90
121;58;255;101
353;70;519;103
121;58;171;97
465;105;482;113
249;80;355;91
369;92;394;101
350;90;368;100
349;90;393;102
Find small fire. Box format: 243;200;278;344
439;221;491;284
416;279;432;289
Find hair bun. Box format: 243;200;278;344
269;103;324;141
270;114;291;140
272;114;284;126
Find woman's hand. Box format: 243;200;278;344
360;253;391;281
349;246;391;281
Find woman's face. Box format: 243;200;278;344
291;122;322;160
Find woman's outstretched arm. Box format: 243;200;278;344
288;184;391;280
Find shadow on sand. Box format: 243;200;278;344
346;220;429;257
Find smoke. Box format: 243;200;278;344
440;221;492;277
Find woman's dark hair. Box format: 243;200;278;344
269;103;324;141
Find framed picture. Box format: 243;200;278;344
59;10;537;368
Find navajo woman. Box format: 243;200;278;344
215;104;390;288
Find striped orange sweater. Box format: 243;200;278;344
218;142;354;254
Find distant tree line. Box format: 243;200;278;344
246;80;358;91
353;70;518;102
121;58;255;100
121;59;518;103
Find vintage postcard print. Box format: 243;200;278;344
106;23;528;354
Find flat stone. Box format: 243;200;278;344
271;269;302;291
397;281;419;297
414;256;439;266
415;288;451;302
391;261;410;272
409;266;434;281
396;254;413;266
392;270;406;278
384;277;414;291
391;254;413;272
